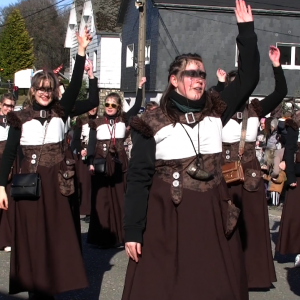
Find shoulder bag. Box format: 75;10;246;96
222;107;248;184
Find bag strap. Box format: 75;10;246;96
34;120;50;173
239;106;249;157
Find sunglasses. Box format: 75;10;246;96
36;87;53;94
105;103;119;109
3;103;15;109
181;70;207;80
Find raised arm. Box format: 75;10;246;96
258;47;287;116
221;0;259;125
70;60;99;118
60;27;92;117
126;77;146;120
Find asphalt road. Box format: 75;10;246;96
0;208;299;300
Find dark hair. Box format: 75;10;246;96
28;71;59;106
226;70;238;86
0;93;15;103
105;92;123;116
160;53;206;124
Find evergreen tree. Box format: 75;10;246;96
0;9;34;80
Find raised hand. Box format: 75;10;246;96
235;0;253;23
85;59;94;79
269;46;281;67
76;26;92;56
216;69;226;82
139;77;147;88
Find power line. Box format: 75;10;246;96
0;0;70;28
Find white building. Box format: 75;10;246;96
64;0;126;113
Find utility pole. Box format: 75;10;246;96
135;0;146;107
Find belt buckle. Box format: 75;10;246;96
40;110;47;118
185;112;195;124
237;112;243;120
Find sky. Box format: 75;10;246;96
0;0;19;9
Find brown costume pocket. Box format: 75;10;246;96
220;199;241;239
243;169;262;192
58;159;76;196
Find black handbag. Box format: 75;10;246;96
10;119;49;200
94;158;106;174
11;173;41;200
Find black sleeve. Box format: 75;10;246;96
124;129;156;244
70;77;99;118
220;22;259;126
0;127;21;186
283;126;298;185
214;81;225;93
71;126;82;154
259;66;287;117
60;54;85;117
126;88;142;120
87;128;97;166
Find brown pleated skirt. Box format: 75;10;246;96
228;158;276;289
87;150;127;247
276;177;300;255
9;158;88;295
122;175;248;300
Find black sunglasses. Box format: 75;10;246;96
181;70;207;80
36;87;53;94
3;103;15;109
105;103;119;109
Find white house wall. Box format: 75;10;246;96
99;37;121;89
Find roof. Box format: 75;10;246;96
74;0;84;28
91;0;122;35
153;0;300;11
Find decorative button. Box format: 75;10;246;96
226;155;230;160
226;150;230;154
103;148;107;151
32;154;37;159
173;172;180;179
63;173;68;178
103;144;107;147
252;172;256;177
173;180;179;187
66;160;70;165
31;159;36;164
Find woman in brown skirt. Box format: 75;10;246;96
0;28;92;300
86;77;146;248
0;93;16;253
122;2;259;299
276;115;300;266
222;46;287;289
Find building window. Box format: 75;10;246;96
126;44;134;68
93;51;97;72
145;40;151;65
72;56;75;73
235;44;239;67
277;43;300;69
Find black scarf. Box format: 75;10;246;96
169;90;207;113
